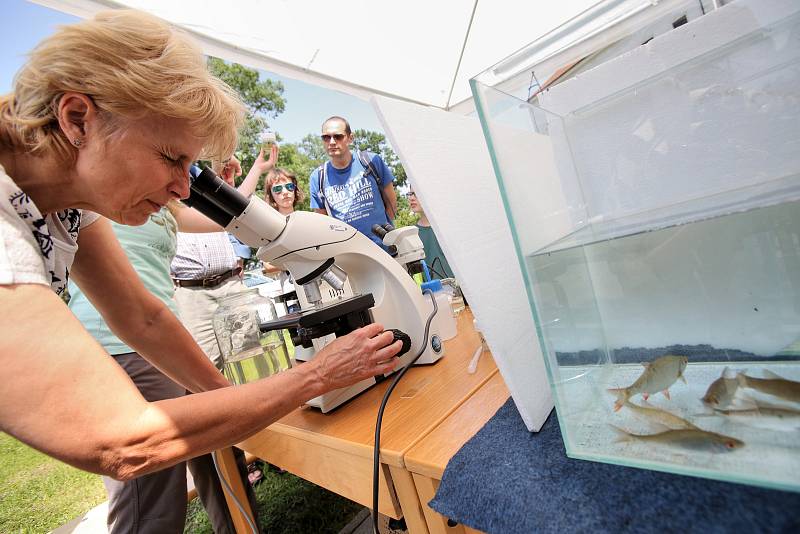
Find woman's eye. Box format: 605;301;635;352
161;154;183;166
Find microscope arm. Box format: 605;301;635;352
183;165;350;284
183;165;287;246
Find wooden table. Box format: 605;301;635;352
404;372;510;534
216;308;498;534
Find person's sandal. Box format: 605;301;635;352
247;463;263;486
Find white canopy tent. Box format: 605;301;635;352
33;0;598;112
32;0;611;432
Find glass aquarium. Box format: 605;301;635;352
471;0;800;491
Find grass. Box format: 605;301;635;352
0;433;106;533
184;462;364;534
1;434;362;534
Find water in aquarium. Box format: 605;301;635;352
528;199;800;491
223;339;291;386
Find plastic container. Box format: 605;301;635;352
421;280;457;340
213;288;292;385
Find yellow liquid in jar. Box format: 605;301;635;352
223;341;291;385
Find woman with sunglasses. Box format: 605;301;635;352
262;168;304;282
266;168;304;215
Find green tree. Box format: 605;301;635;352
352;129;407;187
393;194;419;228
297;133;327;164
206;57;286;178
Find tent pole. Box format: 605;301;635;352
445;0;479;111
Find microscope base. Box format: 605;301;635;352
306;376;377;413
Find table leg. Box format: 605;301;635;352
215;447;257;534
388;465;430;534
411;473;467;534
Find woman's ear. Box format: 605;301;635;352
57;93;96;146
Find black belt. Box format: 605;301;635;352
173;267;242;288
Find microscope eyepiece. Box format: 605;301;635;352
182;165;250;226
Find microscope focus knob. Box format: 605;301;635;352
387;329;412;357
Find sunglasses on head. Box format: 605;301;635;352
271;182;296;194
321;133;346;143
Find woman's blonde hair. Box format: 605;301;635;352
0;9;244;164
265;168;304;210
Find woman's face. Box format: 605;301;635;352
270;177;296;213
408;190;422;213
78;114;204;226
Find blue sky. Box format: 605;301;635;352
0;0;386;144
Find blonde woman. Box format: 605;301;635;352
67;150;274;533
0;9;401;502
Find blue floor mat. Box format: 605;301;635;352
430;399;800;534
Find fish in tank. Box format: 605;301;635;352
608;354;687;410
526;198;800;491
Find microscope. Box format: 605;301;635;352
185;166;444;411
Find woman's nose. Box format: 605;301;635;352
172;169;191;200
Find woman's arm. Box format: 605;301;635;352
0;282;399;480
381;183;398;222
70;218;229;392
262;262;284;275
237;145;278;198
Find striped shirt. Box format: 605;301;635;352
170;232;238;280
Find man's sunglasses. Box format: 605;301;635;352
271;182;297;194
321;133;347;143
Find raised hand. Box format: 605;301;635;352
253;144;279;176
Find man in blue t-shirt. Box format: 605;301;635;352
309;116;397;248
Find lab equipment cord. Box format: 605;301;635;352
212;449;259;534
429;257;448;280
372;290;438;534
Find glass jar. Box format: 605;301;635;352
259;130;277;151
212;288;292;385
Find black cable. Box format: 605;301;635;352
429;256;449;280
372;290;438;534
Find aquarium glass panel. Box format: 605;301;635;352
472;0;800;492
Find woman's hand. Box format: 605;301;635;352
312;323;402;391
252;144;279;177
220;156;243;186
